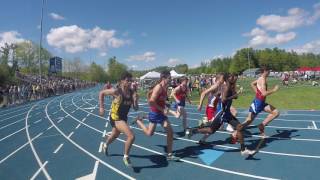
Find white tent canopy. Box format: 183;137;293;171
140;70;185;80
139;71;160;80
170;70;185;78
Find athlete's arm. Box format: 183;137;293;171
99;88;117;116
132;91;139;111
172;85;181;103
149;84;165;113
250;80;258;93
259;78;279;96
198;83;219;111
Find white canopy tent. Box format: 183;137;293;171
139;71;160;80
139;70;185;80
170;70;185;78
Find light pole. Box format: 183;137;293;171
39;0;45;83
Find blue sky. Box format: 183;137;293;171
1;0;320;70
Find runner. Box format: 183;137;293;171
134;70;180;161
241;66;280;137
186;74;255;156
168;76;192;134
196;73;223;145
99;71;139;167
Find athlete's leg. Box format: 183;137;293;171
259;104;280;136
105;127;121;146
135;117;157;136
115;121;135;157
241;112;255;128
162;119;173;154
103;127;120;155
180;107;188;130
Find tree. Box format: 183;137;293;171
174;64;188;74
107;56;127;82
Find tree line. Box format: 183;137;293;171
1;41;320;85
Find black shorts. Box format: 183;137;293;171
109;116;128;127
209;113;240;131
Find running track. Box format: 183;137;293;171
1;86;320;180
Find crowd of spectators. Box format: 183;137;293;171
0;72;96;108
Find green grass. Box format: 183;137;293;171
138;78;320;110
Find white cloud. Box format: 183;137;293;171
0;31;25;48
249;31;296;47
243;27;267;37
130;65;138;69
49;13;65;20
212;54;225;59
167;58;182;66
99;52;107;57
46;25;129;53
256;3;320;32
307;2;320;24
294;40;320;54
257;8;308;32
127;51;156;62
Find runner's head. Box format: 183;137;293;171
119;71;133;88
180;76;188;85
260;66;270;77
160;70;171;86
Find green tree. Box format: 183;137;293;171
107;56;127;82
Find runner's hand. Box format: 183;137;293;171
197;105;202;112
99;107;104;116
273;85;279;92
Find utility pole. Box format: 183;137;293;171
39;0;45;83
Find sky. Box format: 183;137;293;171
1;0;320;70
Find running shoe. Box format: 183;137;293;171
123;156;132;167
166;153;180;161
185;128;193;139
241;148;255;156
102;142;108;156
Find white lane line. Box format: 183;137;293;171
312;121;318;129
0;132;43;164
98;142;103;153
57;118;64;123
71;110;76;113
74;96;280;180
46;125;53;131
0;118;24;130
34;119;42;124
82;98;320;158
35;112;41;116
0;106;30;117
102;130;106;138
0;112;27;122
75;124;81;129
0;104;33;114
86;114;90;117
25;102;52;180
0;127;27;142
53;144;64;154
30;161;49;180
76;161;99;180
68;132;74;138
52;111;58;115
46;97;136;180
